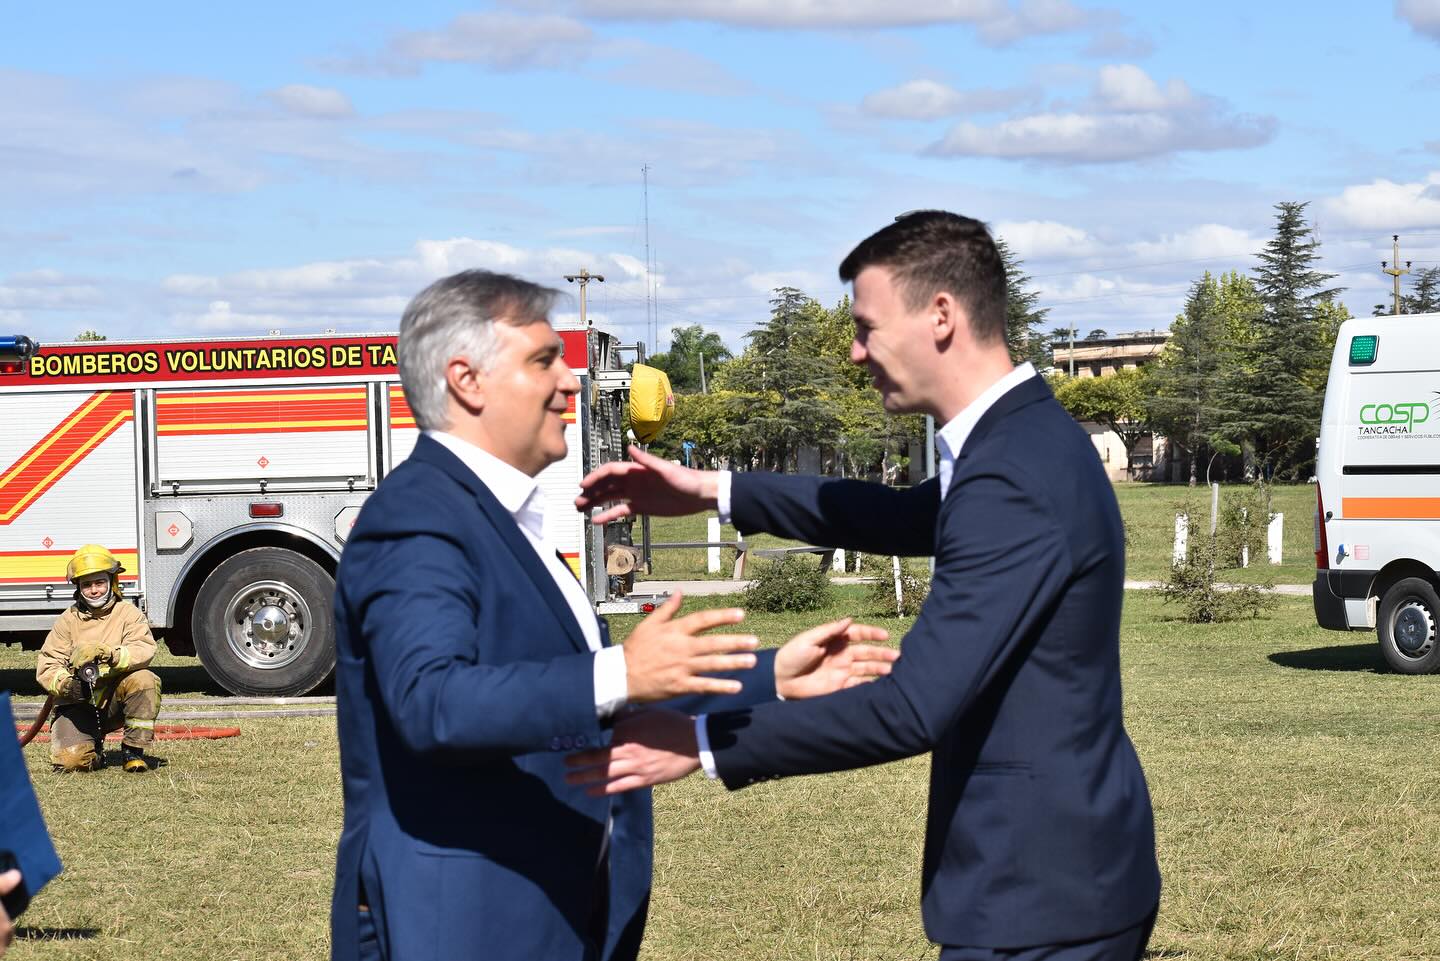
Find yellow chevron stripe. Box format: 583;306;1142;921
0;550;140;581
0;392;109;491
156;419;368;432
0;410;133;523
157;391;367;405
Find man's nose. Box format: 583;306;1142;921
560;367;581;393
850;339;866;365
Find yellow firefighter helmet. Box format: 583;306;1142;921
66;544;124;583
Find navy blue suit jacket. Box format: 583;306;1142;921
331;434;775;961
708;376;1160;949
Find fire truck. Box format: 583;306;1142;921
0;328;660;696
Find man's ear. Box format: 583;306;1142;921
445;356;485;416
932;291;958;346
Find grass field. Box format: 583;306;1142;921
640;482;1320;587
9;588;1439;960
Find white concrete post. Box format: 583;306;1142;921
834;548;845;572
1173;514;1188;565
707;517;721;574
892;556;904;615
1240;508;1248;568
1268;513;1283;564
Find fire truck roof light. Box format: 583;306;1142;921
249;503;284;518
0;335;37;362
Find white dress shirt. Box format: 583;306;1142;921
699;362;1038;777
428;431;629;718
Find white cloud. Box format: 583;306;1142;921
1397;0;1440;41
553;0;1006;28
390;12;594;70
267;84;354;119
182;300;293;333
992;220;1098;258
1127;224;1260;262
1094;64;1191;112
861;79;1032;120
1323;173;1440;230
522;0;1104;41
927;66;1273;163
977;0;1092;45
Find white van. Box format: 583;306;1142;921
1313;313;1440;672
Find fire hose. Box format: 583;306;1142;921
16;694;242;747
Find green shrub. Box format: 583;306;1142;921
1161;533;1277;623
741;555;833;613
863;556;930;618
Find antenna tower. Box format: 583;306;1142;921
642;164;654;350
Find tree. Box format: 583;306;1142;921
1146;272;1257;485
720;288;841;471
994;237;1051;369
647;324;731;394
1054;367;1151;479
75;330;106;341
1371;265;1440;316
1216;202;1341;481
1407;265;1440;314
1084;329;1109;341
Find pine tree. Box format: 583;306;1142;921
1217;202;1341;481
995;237;1050;368
722;288;841;471
1146;273;1232;485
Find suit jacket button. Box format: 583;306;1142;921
550;737;562;750
575;735;588;747
562;736;574;750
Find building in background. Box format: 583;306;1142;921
1051;331;1172;482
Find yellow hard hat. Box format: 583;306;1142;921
66;544;123;583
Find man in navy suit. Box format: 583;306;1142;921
331;270;897;961
570;212;1162;960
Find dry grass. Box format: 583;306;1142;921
6;588;1440;960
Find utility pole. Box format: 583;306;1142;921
698;349;707;394
1068;324;1075;377
642;164;654;350
564;268;604;326
1382;234;1411;316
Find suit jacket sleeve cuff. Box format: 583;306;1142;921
593;645;628;720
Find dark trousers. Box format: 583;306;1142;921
939;907;1157;961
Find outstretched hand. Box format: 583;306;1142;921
575;446;720;524
565;709;700;796
623;592;760;704
774;618;896;700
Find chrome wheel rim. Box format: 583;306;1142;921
223;579;312;670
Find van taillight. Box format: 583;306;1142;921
1314;484;1329;570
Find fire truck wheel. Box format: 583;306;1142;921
1377;577;1440;675
193;547;336;696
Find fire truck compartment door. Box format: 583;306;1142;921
154;385;372;485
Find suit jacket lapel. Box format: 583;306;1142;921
410;435;592;654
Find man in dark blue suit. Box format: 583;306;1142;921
570;212;1162;960
331;270;897;961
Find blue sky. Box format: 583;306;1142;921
4;1;1440;351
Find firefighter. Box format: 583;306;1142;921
35;545;162;773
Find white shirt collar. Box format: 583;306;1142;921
426;431;545;538
936;363;1037;500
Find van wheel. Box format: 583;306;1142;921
1377;577;1440;674
192;547;336;696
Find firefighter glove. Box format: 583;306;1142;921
69;640;112;670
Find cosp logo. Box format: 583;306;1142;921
1359;402;1431;426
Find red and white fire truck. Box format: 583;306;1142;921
0;328;658;696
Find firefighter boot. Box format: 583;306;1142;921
121;742;149;773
